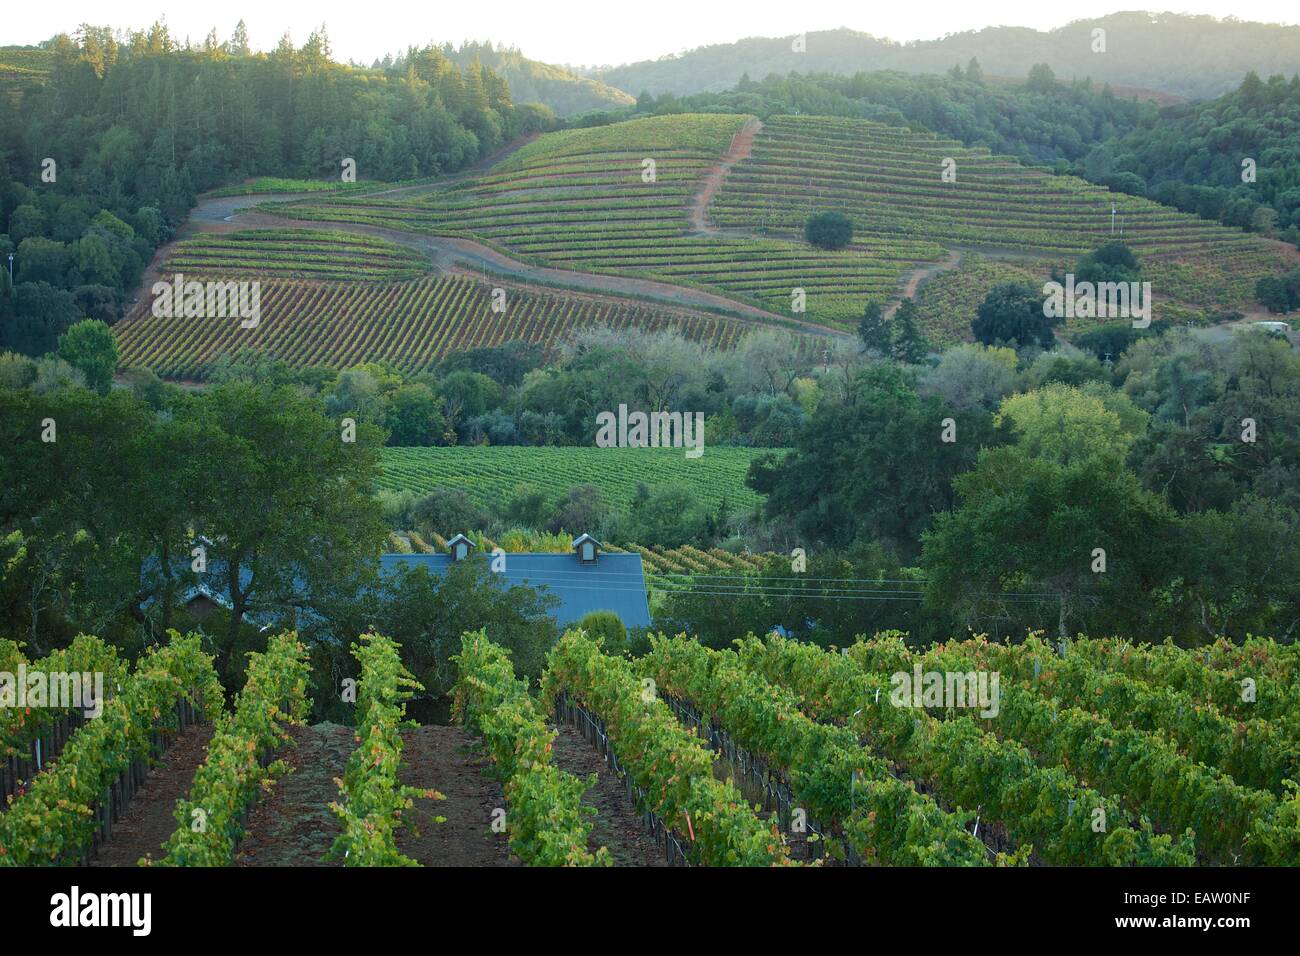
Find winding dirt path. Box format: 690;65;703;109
215;207;836;332
883;249;964;319
132;198;848;338
690;118;762;235
128;126;851;340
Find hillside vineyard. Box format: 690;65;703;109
1;11;1299;930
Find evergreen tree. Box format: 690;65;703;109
228;20;251;57
891;298;930;364
859;300;891;354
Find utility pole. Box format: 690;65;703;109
6;252;13;290
1111;204;1116;235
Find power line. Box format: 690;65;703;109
451;566;1066;601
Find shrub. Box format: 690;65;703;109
804;211;853;250
577;610;627;656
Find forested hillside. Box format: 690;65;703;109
597;13;1300;100
0;22;552;355
1077;71;1300;241
436;41;634;116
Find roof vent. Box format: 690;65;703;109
447;533;475;562
572;533;600;565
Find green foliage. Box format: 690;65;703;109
643;635;997;865
858;300;890;354
155;632;311;866
627;483;709;548
0;27;530;344
384;384;449;446
889;298;930;364
804;211;854;250
978;636;1300;795
576;610;627;656
748;363;995;555
739;633;1197;866
1256;268;1300;313
866;637;1278;864
921;444;1178;638
329;632;441;867
996;383;1147;467
541;629;793;866
162;230;429;281
1083;72;1300;240
381;446;767;519
972;282;1056;350
56;319;117;394
118;274;742;380
441;40;631;117
858;297;929;363
368;560;561;704
453;631;610;865
1074;242;1141;286
917;343;1017;411
1073;320;1171;361
0;631;225;865
0;634;129;759
0;381;385;663
412;488;490;539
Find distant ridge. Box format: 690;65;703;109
441;41;634;116
595;13;1300;101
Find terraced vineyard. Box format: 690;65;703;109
911;254;1047;346
114;274;749;378
207;179;389;198
0;45;51;96
715;115;1271;257
713;115;1292;317
378;445;771;513
616;543;770;576
263;114;942;330
247;112;1298;337
160;230;431;281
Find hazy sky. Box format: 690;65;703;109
5;1;1299;68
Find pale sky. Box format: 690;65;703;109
4;1;1299;69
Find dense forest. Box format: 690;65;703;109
1077;70;1300;238
431;41;633;116
0;22;552;355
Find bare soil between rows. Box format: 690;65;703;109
547;722;669;866
235;722;355;867
91;723;214;867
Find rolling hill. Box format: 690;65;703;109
252;111;1292;334
441;41;635;116
595;13;1300;101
